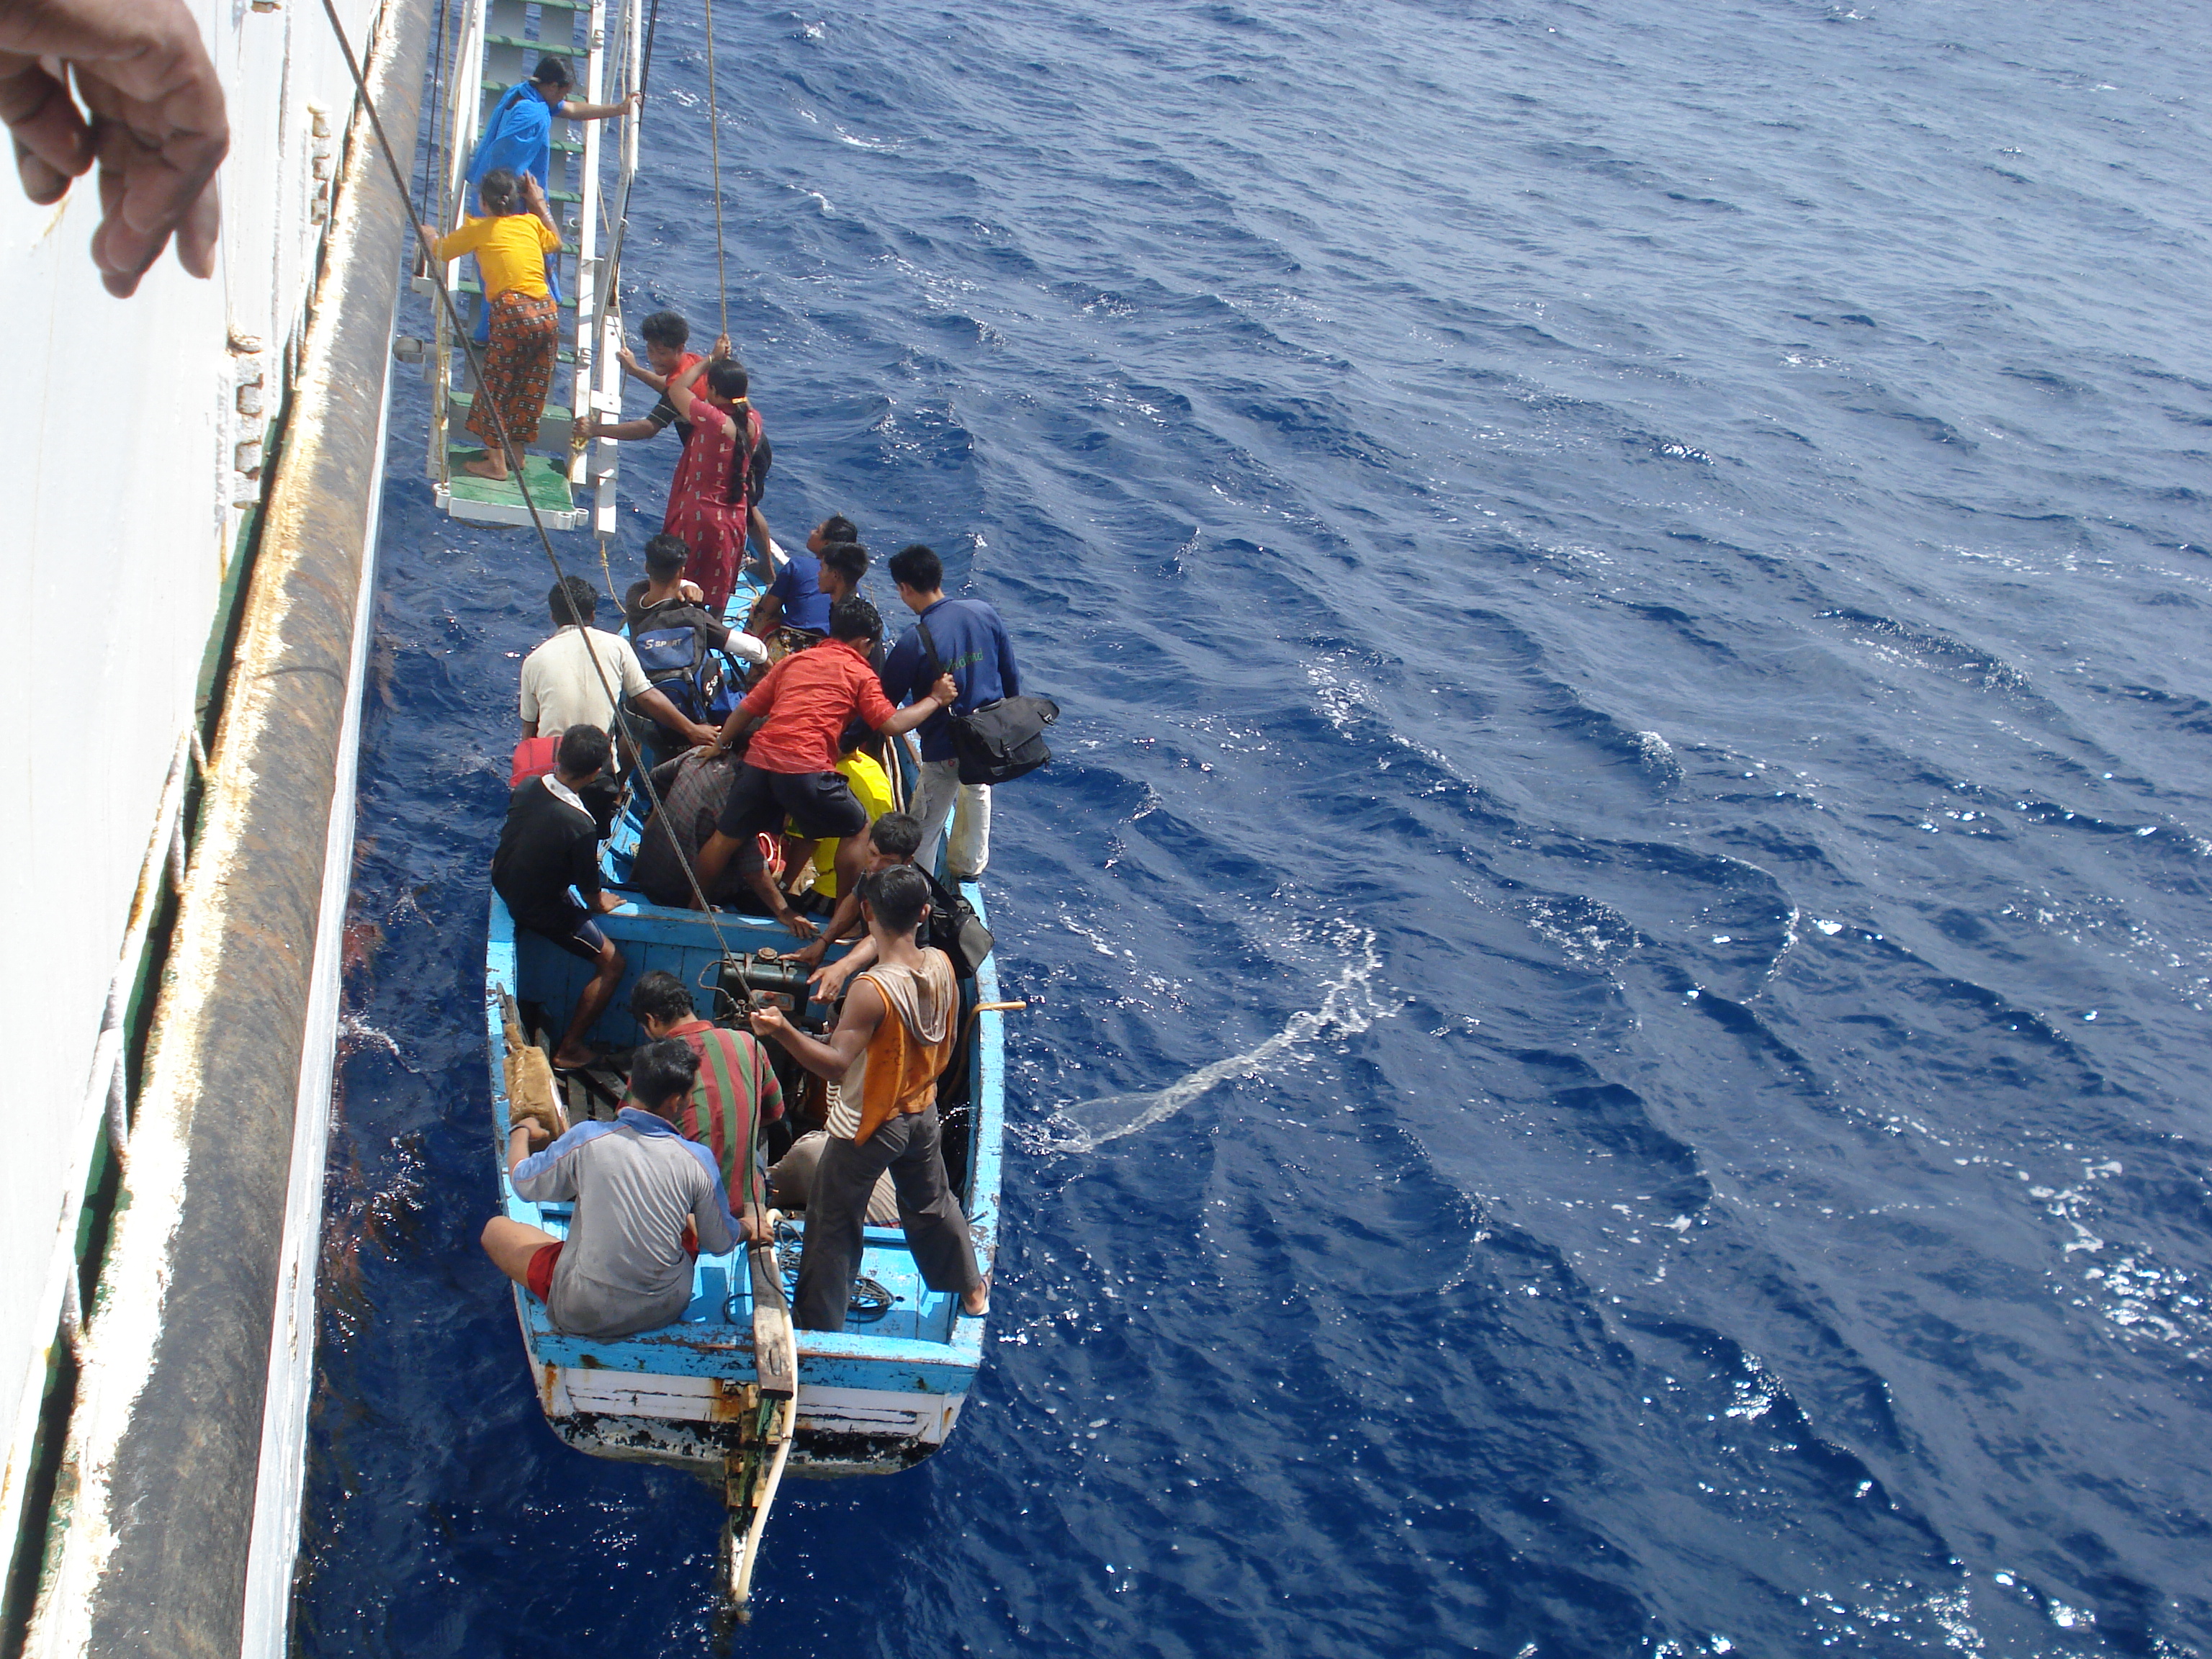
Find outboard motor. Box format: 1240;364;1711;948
714;949;816;1030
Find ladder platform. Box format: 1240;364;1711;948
438;446;585;529
448;388;581;454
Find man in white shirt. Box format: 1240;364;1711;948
521;576;720;760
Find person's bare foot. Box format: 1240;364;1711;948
462;456;509;480
551;1043;596;1070
961;1274;990;1318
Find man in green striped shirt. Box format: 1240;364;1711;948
628;971;783;1241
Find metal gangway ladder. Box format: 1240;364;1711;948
418;0;641;533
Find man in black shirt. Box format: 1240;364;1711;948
492;725;626;1069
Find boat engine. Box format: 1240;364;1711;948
714;949;818;1030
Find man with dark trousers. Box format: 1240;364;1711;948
690;596;954;936
746;865;989;1331
490;725;626;1069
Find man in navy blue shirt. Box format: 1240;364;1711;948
878;544;1022;879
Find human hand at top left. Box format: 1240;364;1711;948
0;0;230;296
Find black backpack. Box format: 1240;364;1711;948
922;869;994;977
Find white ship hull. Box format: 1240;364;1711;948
0;0;422;1652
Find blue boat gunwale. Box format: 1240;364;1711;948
482;860;1005;1387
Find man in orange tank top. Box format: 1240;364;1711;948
747;865;989;1331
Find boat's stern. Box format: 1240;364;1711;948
517;1277;984;1477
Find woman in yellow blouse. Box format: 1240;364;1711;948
435;167;563;482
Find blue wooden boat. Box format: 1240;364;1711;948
483;569;1010;1592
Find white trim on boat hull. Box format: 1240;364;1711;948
433;483;588;531
541;1367;966;1477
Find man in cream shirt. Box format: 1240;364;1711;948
521;575;720;762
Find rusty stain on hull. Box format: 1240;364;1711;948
24;6;436;1656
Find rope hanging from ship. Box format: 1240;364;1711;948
588;0;663;371
702;0;730;341
317;0;735;958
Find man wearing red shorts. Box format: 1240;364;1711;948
480;1040;737;1339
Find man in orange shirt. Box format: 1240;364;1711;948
747;865;989;1331
691;598;953;935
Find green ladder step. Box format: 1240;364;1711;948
485;32;587;53
444;447;576;511
454;276;578;310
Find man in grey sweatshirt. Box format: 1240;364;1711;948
481;1039;739;1339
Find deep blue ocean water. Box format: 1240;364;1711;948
300;3;2212;1653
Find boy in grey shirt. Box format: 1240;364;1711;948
481;1039;739;1339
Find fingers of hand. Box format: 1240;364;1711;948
0;57;92;197
82;109;227;292
174;173;217;277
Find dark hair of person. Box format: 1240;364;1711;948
531;55;575;89
829;595;882;644
707;359;757;505
836;715;873;756
549;574;597;627
644;533;688;577
819;541;868;585
478;167;522;215
860;864;931;935
554;723;611;780
818;514;858;544
887;544;943;593
869;811;922;860
628;969;694;1028
639;310;688;349
628;1038;700;1114
706;359;750;401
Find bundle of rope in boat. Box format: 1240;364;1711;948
768;1236;894;1322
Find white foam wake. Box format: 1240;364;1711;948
1041;927;1393;1155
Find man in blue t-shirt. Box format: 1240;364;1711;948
877;544;1022;880
746;513;853;643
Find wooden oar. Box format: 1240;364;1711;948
726;1200;795;1607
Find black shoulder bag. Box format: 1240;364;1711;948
922;869;995;978
915;619;1059;786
